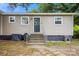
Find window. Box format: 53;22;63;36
54;16;63;24
21;16;29;25
9;16;15;23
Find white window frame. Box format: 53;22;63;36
54;16;63;24
9;16;15;23
21;16;29;25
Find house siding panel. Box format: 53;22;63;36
41;16;73;35
2;15;73;37
0;16;1;35
2;15;44;35
2;16;33;35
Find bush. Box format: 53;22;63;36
73;25;79;38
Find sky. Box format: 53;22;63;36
0;3;39;13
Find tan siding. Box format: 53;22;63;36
0;16;1;35
41;16;73;35
2;16;34;35
2;15;73;35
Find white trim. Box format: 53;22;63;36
9;16;16;23
21;16;29;25
33;16;41;33
2;13;76;16
54;16;63;25
1;16;3;35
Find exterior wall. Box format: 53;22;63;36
0;16;1;35
41;16;73;35
2;15;32;35
2;15;73;36
2;15;43;35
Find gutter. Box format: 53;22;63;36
1;13;77;16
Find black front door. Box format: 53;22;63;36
34;18;40;32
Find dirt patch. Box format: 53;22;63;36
0;40;38;56
0;40;79;56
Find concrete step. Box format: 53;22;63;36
29;34;45;43
29;40;45;43
30;38;44;40
28;43;46;45
30;36;43;38
30;34;44;40
30;34;44;38
31;34;43;36
30;37;44;39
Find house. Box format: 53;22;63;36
0;13;75;43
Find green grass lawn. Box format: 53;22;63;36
71;39;79;46
46;39;79;47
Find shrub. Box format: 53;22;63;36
73;25;79;38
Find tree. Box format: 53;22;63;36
39;3;79;13
8;3;32;12
31;9;38;13
39;4;54;13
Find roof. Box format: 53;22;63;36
1;13;78;16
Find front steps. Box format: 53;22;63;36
28;34;45;44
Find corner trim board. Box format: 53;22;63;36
1;16;3;35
